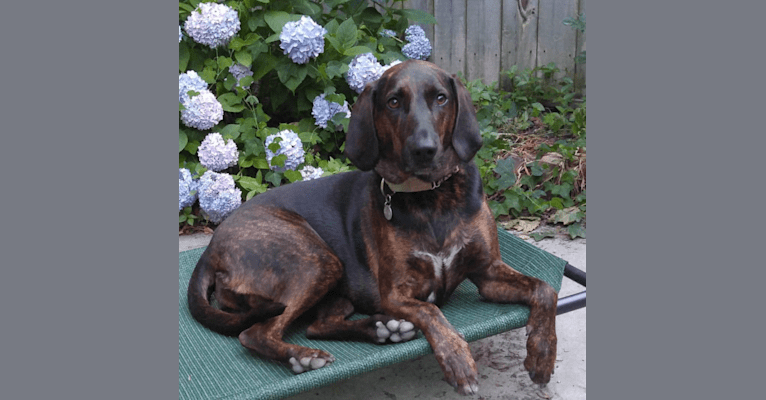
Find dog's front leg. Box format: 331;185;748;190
380;293;479;395
470;260;558;385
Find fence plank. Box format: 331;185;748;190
500;0;540;89
536;0;578;81
575;0;586;92
432;0;467;76
465;0;502;83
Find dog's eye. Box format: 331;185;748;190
436;94;448;106
387;98;400;109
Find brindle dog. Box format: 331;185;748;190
187;60;557;395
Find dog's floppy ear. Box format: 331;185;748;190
345;83;379;171
450;75;482;161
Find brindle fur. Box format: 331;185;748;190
187;60;557;395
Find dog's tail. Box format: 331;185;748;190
187;257;286;337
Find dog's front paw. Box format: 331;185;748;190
375;319;418;343
435;339;479;395
288;351;336;374
523;324;557;385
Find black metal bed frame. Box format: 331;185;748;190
556;263;586;315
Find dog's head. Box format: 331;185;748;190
345;60;481;184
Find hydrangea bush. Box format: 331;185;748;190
198;132;239;171
197;171;242;224
179;168;197;211
179;0;436;225
265;130;305;172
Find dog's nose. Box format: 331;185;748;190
411;136;438;164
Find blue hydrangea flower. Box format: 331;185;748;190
379;29;397;38
179;25;183;43
197;171;242;224
228;63;253;88
300;165;324;181
312;94;350;130
198;132;239;172
179;70;208;104
265;130;305;172
184;2;241;48
402;36;432;60
179;168;198;211
404;25;426;42
279;16;327;64
180;90;223;130
346;53;385;94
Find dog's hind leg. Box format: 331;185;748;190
236;218;346;373
238;264;342;373
306;297;419;344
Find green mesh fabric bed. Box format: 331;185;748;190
179;228;568;400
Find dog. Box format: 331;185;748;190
187;60;557;395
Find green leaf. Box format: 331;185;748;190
219;124;241;140
394;9;438;25
270;154;287;168
237;176;267;192
218;93;246;113
325;0;351;9
268;141;282;153
549;197;564;210
277;63;308;93
325;35;342;53
360;7;383;25
503;192;522;213
179;43;190;72
229;33;262;52
264;11;292;33
488;200;509;217
217;56;233;71
265;32;281;43
252;53;277;80
298;131;322;145
239;76;254;89
239;156;253;168
324;19;340;36
336;18;358;49
530;231;556;242
185;140;200;155
344;45;374;57
252;157;269;170
284;170;303;183
567;223;586;239
265;171;283;186
494;157;517;191
199;67;216;83
292;0;321;16
234;50;252;67
179;130;188;153
551;206;584;225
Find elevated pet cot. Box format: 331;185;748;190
179;227;586;399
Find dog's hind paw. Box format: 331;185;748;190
375;319;418;344
288;353;335;374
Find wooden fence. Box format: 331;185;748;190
398;0;586;92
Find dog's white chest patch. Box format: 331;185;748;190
412;245;463;282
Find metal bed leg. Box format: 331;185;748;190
556;263;586;315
